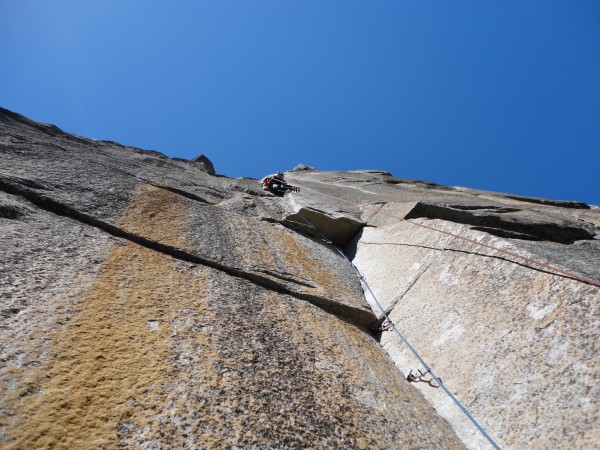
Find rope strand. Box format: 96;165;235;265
284;193;502;450
297;185;600;288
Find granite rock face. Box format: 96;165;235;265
284;170;600;449
1;107;598;449
0;108;463;449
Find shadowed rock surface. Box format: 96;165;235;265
1;107;598;449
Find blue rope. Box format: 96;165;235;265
284;193;501;450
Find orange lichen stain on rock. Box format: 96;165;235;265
273;225;358;300
4;185;214;449
226;218;361;307
246;222;325;291
114;184;189;248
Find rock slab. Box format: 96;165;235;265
0;108;463;449
285;169;600;450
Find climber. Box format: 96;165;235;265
259;172;299;195
260;172;287;191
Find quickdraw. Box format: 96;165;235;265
406;368;441;388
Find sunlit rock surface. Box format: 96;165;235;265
285;169;600;449
0;108;463;449
1;106;598;449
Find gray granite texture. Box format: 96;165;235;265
2;106;598;449
0;108;463;449
285;169;600;449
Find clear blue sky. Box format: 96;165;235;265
2;1;599;204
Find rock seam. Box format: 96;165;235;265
0;177;377;329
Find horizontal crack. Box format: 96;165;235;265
404;202;595;243
0;177;376;329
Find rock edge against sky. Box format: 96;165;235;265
1;107;598;449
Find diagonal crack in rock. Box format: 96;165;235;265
0;176;377;329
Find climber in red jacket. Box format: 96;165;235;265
259;172;299;195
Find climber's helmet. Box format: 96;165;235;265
276;172;285;180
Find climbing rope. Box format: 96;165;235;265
283;193;502;450
296;184;600;288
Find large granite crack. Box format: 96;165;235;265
503;194;590;209
0;176;376;329
404;202;595;243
